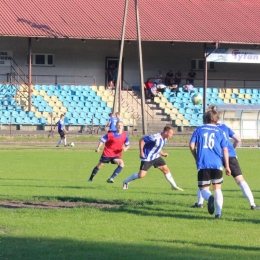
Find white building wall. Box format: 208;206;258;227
1;37;260;88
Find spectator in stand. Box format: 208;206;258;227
144;78;154;98
111;63;118;86
150;85;159;99
154;70;163;84
156;79;167;94
168;84;179;94
105;64;114;89
187;70;196;85
166;69;174;86
174;70;182;87
183;80;195;94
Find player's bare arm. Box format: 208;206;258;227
223;147;231;176
139;138;145;158
189;142;197;160
95;142;104;152
123;145;130;152
232;133;241;149
160;150;168;157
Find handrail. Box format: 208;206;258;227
123;80;154;120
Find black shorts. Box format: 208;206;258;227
139;157;166;171
224;157;242;178
100;156;120;164
198;169;223;187
58;130;65;138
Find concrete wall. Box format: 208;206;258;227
1;37;260;88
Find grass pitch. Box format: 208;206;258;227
0;145;259;260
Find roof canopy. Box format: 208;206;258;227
1;0;260;44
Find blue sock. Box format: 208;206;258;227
89;166;99;180
111;166;123;179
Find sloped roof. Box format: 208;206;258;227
1;0;260;44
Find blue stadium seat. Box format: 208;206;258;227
47;90;53;96
90;107;96;113
89;91;96;97
252;89;259;94
34;85;41;91
32;117;39;124
85;118;91;125
72;112;79;118
45;106;52;113
82;107;89;113
16;117;23;124
38;106;44;112
23;117;31;124
100;101;107;108
79;111;86;118
100;118;107;125
94;96;102;102
63;101;69;107
93;118;100;125
73;96;80;102
212;88;219;94
0;116;7;124
70;101;76;107
59;96;65;102
68;107;74;113
105;107;112;113
239;89;245;94
64;117;69;124
78;101;84;107
246;89;252;94
75;107;82;113
39;118;45;124
77;118;85;125
92;101;99;108
69;118;77;125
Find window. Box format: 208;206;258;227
27;53;54;66
191;59;215;70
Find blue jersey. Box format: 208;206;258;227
57;120;64;131
217;123;236;157
141;133;167;161
108;116;118;132
190;124;228;170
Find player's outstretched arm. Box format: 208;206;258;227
123;145;130;152
160;150;168;157
232;133;241;149
95;142;103;152
139;139;145;158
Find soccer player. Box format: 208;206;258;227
106;112;122;132
191;106;260;210
88;121;130;183
54;114;68;147
122;125;183;191
189;109;231;218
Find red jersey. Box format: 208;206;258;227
102;132;128;158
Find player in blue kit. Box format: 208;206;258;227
189;108;231;218
191;105;260;211
54;114;68;147
106;112;122;132
122;125;183;191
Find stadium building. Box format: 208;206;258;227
1;0;260;137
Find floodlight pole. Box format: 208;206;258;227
203;42;219;113
135;0;147;135
113;0;129;113
28;37;32;111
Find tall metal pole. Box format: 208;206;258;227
113;0;129;113
203;43;207;113
28;37;32;111
135;0;147;135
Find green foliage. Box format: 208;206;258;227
0;146;259;259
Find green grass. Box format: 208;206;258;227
0;146;260;259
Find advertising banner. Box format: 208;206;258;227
206;48;260;63
0;51;13;66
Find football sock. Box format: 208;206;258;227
197;188;204;205
200;189;212;201
239;181;255;207
111;166;123;179
214;189;223;215
57;140;62;146
64;138;67;146
89;166;99;180
123;173;139;184
164;172;177;188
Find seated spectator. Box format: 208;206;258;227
150;85;159;99
144;78;153;97
183;80;195;94
168;83;179;93
156;80;166;94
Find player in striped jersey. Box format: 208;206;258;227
122;125;183;191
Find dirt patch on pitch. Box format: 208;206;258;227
0;200;119;209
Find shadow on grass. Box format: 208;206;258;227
0;236;259;260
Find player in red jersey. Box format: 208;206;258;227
87;121;130;183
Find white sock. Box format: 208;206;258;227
64;138;67;145
164;172;177;188
239;181;255;207
214;189;223;215
124;173;139;184
201;189;212;201
57;140;62;146
197;188;204;205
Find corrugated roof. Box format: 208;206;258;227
1;0;260;44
